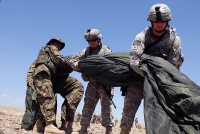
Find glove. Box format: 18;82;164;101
70;61;80;71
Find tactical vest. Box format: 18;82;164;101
35;46;58;75
144;27;176;60
85;44;109;57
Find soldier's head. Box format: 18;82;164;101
84;28;103;49
147;3;172;33
47;38;65;50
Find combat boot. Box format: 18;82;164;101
45;121;65;134
78;125;88;134
105;126;112;134
59;121;73;134
36;119;45;133
120;128;131;134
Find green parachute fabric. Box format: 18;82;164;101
78;52;143;87
140;54;200;134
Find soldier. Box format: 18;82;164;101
77;113;82;122
74;112;82;123
114;118;118;126
21;60;39;130
120;3;184;134
70;29;114;134
21;60;58;132
134;118;138;127
33;38;84;134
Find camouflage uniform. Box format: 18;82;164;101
27;61;36;86
55;75;84;122
33;42;84;123
70;44;114;127
121;25;184;130
21;61;39;130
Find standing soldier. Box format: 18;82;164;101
21;60;39;130
120;3;184;134
134;118;138;127
70;29;114;134
33;38;84;134
115;118;118;126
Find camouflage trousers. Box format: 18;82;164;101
55;76;84;122
120;82;144;129
80;82;114;127
34;72;84;122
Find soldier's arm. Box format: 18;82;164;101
49;45;66;64
26;61;36;86
70;49;86;71
104;45;112;55
130;33;145;77
167;35;184;68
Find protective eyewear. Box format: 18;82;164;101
153;20;166;23
87;38;98;42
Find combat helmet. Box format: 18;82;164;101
84;29;103;41
47;38;65;50
147;3;172;22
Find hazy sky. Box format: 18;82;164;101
0;0;200;123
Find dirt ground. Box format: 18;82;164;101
0;105;145;134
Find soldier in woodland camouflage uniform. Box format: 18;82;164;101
120;3;184;134
70;29;114;134
27;61;36;87
33;38;84;134
21;60;39;130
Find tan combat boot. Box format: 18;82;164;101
78;125;88;134
36;119;45;133
45;121;65;134
120;128;131;134
105;126;112;134
59;121;73;134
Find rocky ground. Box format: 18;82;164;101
0;105;145;134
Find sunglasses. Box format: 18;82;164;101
153;20;166;23
87;38;98;42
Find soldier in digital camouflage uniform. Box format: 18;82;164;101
70;29;114;134
120;3;184;134
33;38;84;134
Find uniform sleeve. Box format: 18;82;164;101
49;45;66;64
104;46;112;55
70;48;86;70
130;32;145;76
26;61;36;85
167;35;184;68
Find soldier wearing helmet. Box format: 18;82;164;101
70;28;114;134
147;3;172;33
120;3;184;134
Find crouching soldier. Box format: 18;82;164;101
22;38;84;134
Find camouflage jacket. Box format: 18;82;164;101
26;61;36;84
130;27;184;76
70;44;112;71
34;45;67;77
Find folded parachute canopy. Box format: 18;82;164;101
140;54;200;133
78;52;143;87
